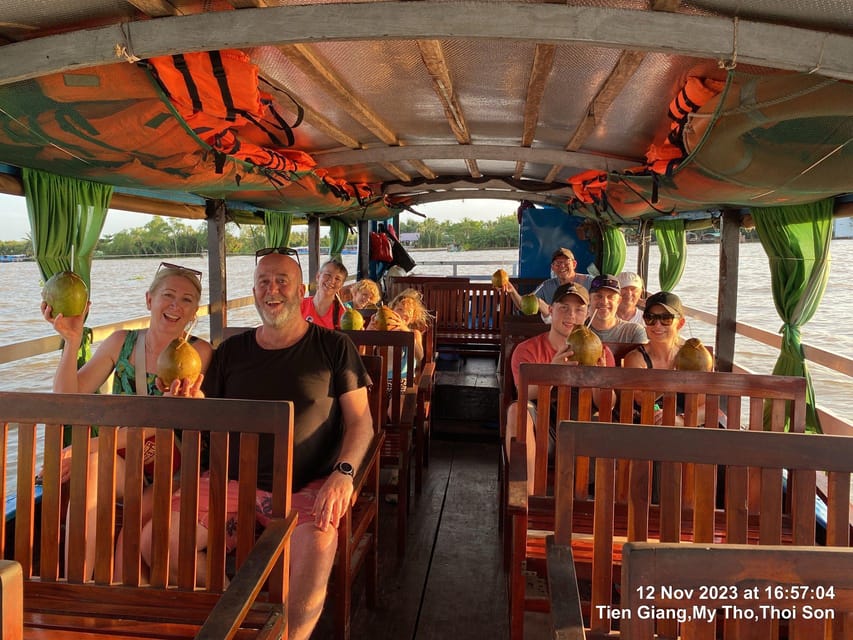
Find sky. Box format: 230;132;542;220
0;193;518;242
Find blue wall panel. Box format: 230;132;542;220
518;205;596;279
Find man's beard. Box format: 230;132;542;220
255;296;299;329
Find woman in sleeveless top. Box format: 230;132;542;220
623;291;690;421
41;263;213;581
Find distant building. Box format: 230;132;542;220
400;232;420;246
834;218;853;239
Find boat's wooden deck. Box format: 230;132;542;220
312;356;548;639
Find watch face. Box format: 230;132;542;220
336;462;354;475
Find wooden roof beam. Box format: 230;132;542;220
652;0;682;12
417;39;480;179
514;43;556;180
278;43;424;180
125;0;181;17
229;0;268;7
3;5;852;84
314;143;638;172
544;49;646;183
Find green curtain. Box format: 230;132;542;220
263;210;293;247
23;168;111;287
600;224;626;277
328;218;348;261
654;218;687;291
752;199;833;433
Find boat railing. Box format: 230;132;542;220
414;260;518;277
680;303;853;436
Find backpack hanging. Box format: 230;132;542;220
370;230;393;263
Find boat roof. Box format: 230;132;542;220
0;0;851;226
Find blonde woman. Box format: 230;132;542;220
41;262;213;580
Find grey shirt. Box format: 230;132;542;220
591;319;647;344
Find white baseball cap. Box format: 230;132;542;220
617;272;644;290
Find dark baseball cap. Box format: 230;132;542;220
644;291;684;316
552;282;589;305
589;274;620;293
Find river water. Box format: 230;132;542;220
1;240;851;421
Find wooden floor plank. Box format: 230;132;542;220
313;439;454;639
415;441;508;640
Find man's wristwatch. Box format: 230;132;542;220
333;461;354;477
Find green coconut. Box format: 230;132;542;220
341;308;364;330
565;325;603;366
674;337;713;372
373;306;396;330
42;271;88;318
156;337;202;386
520;293;539;315
491;268;509;289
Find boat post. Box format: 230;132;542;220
715;208;742;373
206;199;228;346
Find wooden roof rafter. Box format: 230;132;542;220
313;144;638;172
544;49;646;183
416;39;480;179
125;0;181;17
514;43;556;180
276;43;422;180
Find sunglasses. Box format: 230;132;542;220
255;246;301;267
158;262;203;283
643;312;677;326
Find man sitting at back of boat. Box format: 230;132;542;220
145;249;374;640
615;271;645;324
505;283;614;495
587;274;648;343
503;247;593;321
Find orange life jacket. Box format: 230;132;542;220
568;170;608;205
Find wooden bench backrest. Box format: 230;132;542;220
498;318;549;437
386;275;468;300
554;420;849;635
423;281;510;339
341;330;415;425
622;542;853;639
516;364;794;497
2;391;293;629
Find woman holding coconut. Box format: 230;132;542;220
41;262;213;580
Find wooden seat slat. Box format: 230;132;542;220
621;543;853;640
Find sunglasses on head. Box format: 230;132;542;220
643;312;677;326
158;262;203;283
255;246;301;266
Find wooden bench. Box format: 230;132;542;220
506;366;807;640
386;275;468;301
423;281;511;357
498;341;651;569
341;330;418;555
546;420;853;638
620;542;853;639
2;391;296;640
0;560;22;640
